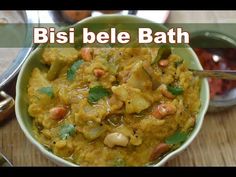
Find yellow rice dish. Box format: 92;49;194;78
27;46;201;166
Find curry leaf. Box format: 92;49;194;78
167;85;184;95
152;45;172;64
88;85;111;103
60;124;76;140
38;87;54;98
165;131;189;145
67;60;84;81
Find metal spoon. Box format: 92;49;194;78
191;48;236;80
0;152;12;166
191;69;236;80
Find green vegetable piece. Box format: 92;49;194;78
60;124;76;140
167;85;184;95
113;157;126;167
165;131;189;145
47;59;66;81
152;45;172;64
87;85;111;103
38;87;54;98
67;60;84;81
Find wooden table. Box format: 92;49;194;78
0;77;236;166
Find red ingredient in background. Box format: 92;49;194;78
194;48;236;98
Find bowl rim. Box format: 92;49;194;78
15;14;210;167
190;30;236;108
190;30;236;47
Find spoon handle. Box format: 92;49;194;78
0;91;14;123
191;70;236;80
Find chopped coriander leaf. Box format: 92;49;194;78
167;85;184;95
88;85;111;103
38;87;54;98
165;131;189;145
67;60;84;81
60;124;76;140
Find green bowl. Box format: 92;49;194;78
15;15;209;166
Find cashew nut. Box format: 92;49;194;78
159;84;175;99
94;68;106;78
49;106;67;120
81;47;93;61
159;59;169;67
152;103;176;119
149;143;170;161
104;132;129;148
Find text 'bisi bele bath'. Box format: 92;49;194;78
33;27;190;45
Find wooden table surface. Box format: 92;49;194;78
0;77;236;166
